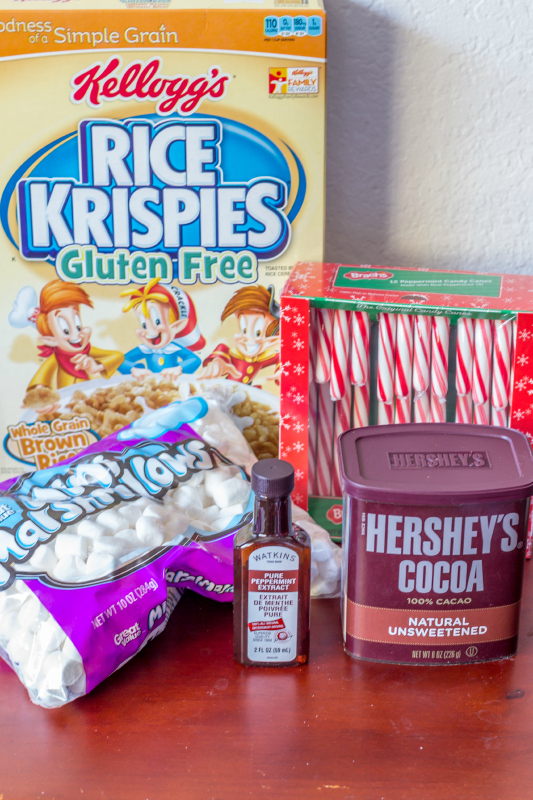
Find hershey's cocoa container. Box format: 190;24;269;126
338;423;533;665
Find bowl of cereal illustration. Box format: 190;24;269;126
20;375;279;463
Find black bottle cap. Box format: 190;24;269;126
251;459;294;498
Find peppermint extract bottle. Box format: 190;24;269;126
234;459;311;666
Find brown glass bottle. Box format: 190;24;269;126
234;459;311;666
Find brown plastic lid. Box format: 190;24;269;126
252;458;294;498
339;423;533;506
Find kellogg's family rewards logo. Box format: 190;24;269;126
2;58;307;286
269;67;319;95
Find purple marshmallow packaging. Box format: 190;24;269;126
0;395;257;707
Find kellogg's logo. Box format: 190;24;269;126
70;56;231;116
344;271;394;281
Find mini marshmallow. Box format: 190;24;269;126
68;671;86;697
36;618;66;654
52;556;87;582
6;627;34;666
77;518;108;539
0;590;27;617
115;528;144;548
136;515;165;547
311;538;333;563
55;533;89;559
117;504;142;525
204;467;234;498
184;470;205;488
97;508;126;533
62;637;82;663
0;611;19;645
188;505;220;526
18;594;49;632
143;503;169;522
220;502;245;518
311;577;337;598
163;513;190;539
196;484;208;507
318;557;340;584
42;650;83;690
173;485;204;511
85;552;116;576
93;535;133;558
311;561;319;582
211;477;251;510
132;497;151;510
29;545;58;572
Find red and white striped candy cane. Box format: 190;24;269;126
472;318;493;425
330;310;351;494
307;308;319;494
430;316;450;423
350;311;370;427
491;319;512;427
508;319;518;425
377;313;397;424
394;314;414;424
308;382;318;495
309;308;318;385
350;311;370;386
315;383;334;496
353;384;369;428
413;315;431;423
455;317;474;424
332;391;351;496
330;310;350;402
314;308;334;384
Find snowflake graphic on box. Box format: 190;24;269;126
518;355;529;366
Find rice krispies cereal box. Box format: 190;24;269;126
0;0;326;476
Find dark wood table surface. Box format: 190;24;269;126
2;566;533;800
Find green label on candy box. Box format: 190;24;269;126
334;266;502;297
307;496;343;544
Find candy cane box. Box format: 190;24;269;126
279;261;533;550
0;0;326;477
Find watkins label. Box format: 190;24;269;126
71;58;231;116
247;545;299;663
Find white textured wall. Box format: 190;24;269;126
325;0;533;274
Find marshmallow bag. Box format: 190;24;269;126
0;393;341;708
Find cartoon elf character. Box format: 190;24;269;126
198;285;280;386
10;280;124;392
119;278;205;380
